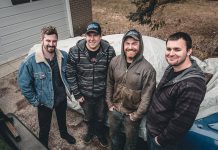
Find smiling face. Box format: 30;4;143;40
41;34;58;54
123;37;140;63
166;38;192;71
85;32;102;51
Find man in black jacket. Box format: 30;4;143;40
66;22;116;147
146;32;206;150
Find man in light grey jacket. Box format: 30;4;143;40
106;29;156;150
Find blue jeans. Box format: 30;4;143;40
147;132;178;150
109;110;141;150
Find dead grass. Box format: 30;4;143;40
92;0;218;60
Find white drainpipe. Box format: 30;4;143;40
65;0;74;37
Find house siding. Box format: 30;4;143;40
0;0;70;65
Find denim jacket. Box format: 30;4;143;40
18;47;71;109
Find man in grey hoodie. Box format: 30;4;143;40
106;29;156;150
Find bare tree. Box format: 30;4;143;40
127;0;181;30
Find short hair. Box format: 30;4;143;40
166;32;192;50
41;25;58;39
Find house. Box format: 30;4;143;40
0;0;92;66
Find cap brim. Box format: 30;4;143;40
86;30;100;34
125;35;139;41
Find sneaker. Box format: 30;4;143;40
83;133;94;144
61;133;76;144
98;136;108;147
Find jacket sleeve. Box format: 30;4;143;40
106;57;116;108
132;68;156;120
66;47;82;100
110;46;116;58
17;61;40;107
157;79;206;146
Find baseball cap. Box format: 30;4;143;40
86;22;101;35
125;29;140;41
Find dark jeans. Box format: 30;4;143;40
147;131;178;150
109;110;141;150
81;96;107;137
38;100;68;147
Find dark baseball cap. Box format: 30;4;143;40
125;29;140;41
86;22;101;35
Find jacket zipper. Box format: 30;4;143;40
118;69;128;111
92;62;95;97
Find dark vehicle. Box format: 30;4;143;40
178;113;218;150
0;109;47;150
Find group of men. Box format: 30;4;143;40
18;22;206;150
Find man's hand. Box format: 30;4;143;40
77;96;85;103
128;113;136;121
109;105;117;111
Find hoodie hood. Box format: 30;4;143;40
164;58;205;86
121;29;144;66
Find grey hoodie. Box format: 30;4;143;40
106;29;156;120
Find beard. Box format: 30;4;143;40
125;49;138;59
166;56;187;67
44;45;56;53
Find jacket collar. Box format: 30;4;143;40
163;59;205;87
35;45;63;63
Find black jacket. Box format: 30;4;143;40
66;39;116;99
147;59;206;146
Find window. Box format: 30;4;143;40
11;0;40;5
11;0;30;5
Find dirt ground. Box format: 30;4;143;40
92;0;218;60
0;0;217;150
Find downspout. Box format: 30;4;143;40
65;0;74;37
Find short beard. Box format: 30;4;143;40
44;46;55;53
127;56;134;60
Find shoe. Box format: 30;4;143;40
61;133;76;144
83;133;94;144
98;136;108;147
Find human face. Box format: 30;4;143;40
85;32;101;51
123;37;140;63
41;34;58;54
166;39;192;71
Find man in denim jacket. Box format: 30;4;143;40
18;26;76;148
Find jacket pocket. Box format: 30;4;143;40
112;84;124;103
34;72;46;80
33;72;46;99
122;87;141;110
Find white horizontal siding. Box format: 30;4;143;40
1;19;68;46
0;11;67;36
0;4;65;27
0;24;69;54
0;0;12;9
0;0;62;17
0;31;69;64
0;0;71;65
